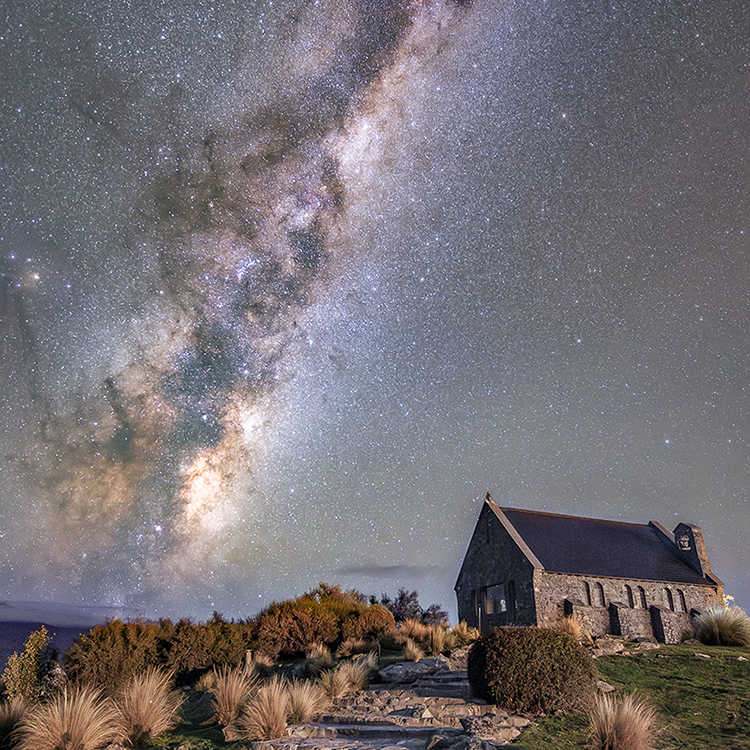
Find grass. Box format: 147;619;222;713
587;693;657;750
318;668;349;701
286;679;329;723
512;643;750;749
238;676;288;740
115;668;184;747
692;605;750;647
0;697;28;748
210;665;258;727
14;686;123;750
404;638;425;662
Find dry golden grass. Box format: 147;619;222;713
304;643;334;676
426;626;447;656
337;652;376;692
246;651;276;679
15;686;122;750
587;693;658;750
0;697;28;748
211;665;258;727
336;638;371;658
692;605;750;647
448;621;479;647
239;676;289;740
286;680;329;723
404;638;425;662
400;618;431;640
555;614;593;644
114;668;184;748
318;668;349;701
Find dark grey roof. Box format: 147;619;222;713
495;506;712;586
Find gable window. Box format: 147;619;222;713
665;588;675;611
625;585;634;608
638;586;647;608
595;582;606;607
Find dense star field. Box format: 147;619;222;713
1;0;748;620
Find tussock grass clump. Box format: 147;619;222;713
318;669;349;701
286;680;329;724
0;697;29;748
246;650;276;679
336;638;372;658
337;653;376;692
400;618;431;641
404;638;425;662
426;625;447;656
468;626;597;715
239;676;289;740
304;643;334;676
211;665;258;727
114;668;184;748
587;693;658;750
449;621;479;647
692;605;750;648
15;686;122;750
555;614;592;644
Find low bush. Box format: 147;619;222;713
588;693;658;750
14;686;122;750
114;668;184;748
3;627;51;703
692;605;750;648
467;626;597;715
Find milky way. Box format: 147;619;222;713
2;0;749;619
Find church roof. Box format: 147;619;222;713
490;504;714;586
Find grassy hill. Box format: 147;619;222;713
513;643;750;749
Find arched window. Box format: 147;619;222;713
638;586;647;608
678;590;687;613
595;582;606;607
583;581;592;606
625;585;634;608
665;588;674;611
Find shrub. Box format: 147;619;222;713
14;686;123;750
114;668;184;747
3;626;51;703
239;676;288;740
0;697;28;748
400;619;431;641
588;693;658;750
467;626;597;715
692;605;750;648
341;605;395;641
211;665;258;727
286;680;329;723
404;639;425;662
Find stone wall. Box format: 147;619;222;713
454;504;537;631
534;570;721;640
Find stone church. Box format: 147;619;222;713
454;495;724;643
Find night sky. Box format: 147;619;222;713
1;0;748;622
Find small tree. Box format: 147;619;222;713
3;626;51;703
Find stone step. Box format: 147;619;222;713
290;721;465;746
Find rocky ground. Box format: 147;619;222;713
258;651;532;750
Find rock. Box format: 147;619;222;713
379;657;450;684
694;653;711;660
448;646;471;671
629;641;660;652
596;680;616;693
738;656;748;662
592;635;625;657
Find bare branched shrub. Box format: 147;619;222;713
0;697;29;748
286;680;329;723
239;676;289;740
588;693;658;750
404;638;425;662
692;605;750;648
318;669;349;701
15;686;123;750
211;665;258;726
114;668;184;748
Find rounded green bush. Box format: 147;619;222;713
467;626;597;715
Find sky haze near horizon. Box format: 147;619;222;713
1;0;748;622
